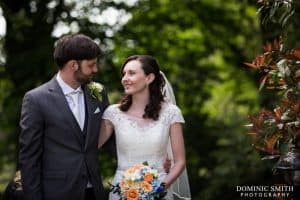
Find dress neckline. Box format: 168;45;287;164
121;111;154;122
113;102;169;122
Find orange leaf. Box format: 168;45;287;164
264;42;272;52
274;107;282;121
254;55;266;66
254;145;279;154
291;98;300;112
244;62;258;69
273;38;280;50
265;132;282;151
292;48;300;59
247;131;257;135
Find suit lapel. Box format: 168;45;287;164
48;76;84;147
84;85;100;150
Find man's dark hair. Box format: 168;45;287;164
53;34;103;69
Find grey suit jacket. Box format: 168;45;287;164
19;76;109;200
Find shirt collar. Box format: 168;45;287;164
56;72;83;95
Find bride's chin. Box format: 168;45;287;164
124;90;132;95
124;88;135;94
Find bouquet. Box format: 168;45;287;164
110;162;167;200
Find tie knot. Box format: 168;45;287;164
69;89;82;96
67;90;82;105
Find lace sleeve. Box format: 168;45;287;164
168;104;185;125
102;105;117;124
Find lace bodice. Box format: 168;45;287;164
102;102;184;172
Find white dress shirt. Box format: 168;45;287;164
56;72;85;130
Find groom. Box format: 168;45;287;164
19;34;110;200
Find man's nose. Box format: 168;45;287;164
93;65;98;73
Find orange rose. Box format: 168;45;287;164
120;180;131;190
125;188;139;200
141;181;153;192
133;164;144;170
125;167;136;174
144;173;153;182
126;164;145;174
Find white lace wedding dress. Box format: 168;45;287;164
102;102;185;200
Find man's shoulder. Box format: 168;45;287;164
25;79;54;97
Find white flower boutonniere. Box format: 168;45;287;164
88;82;103;101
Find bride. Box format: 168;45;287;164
98;55;191;199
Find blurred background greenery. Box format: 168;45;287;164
0;0;299;199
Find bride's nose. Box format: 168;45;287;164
122;72;130;81
121;75;128;84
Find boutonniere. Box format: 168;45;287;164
88;82;103;101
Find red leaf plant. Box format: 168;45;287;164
246;37;300;159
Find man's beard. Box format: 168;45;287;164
74;66;93;85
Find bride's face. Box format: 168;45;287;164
121;60;152;95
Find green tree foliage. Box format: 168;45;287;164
0;0;56;169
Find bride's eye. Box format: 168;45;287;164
122;70;136;78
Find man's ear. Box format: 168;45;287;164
146;73;155;85
68;60;78;70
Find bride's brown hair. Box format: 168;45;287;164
119;55;165;120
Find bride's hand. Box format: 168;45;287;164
163;158;171;173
